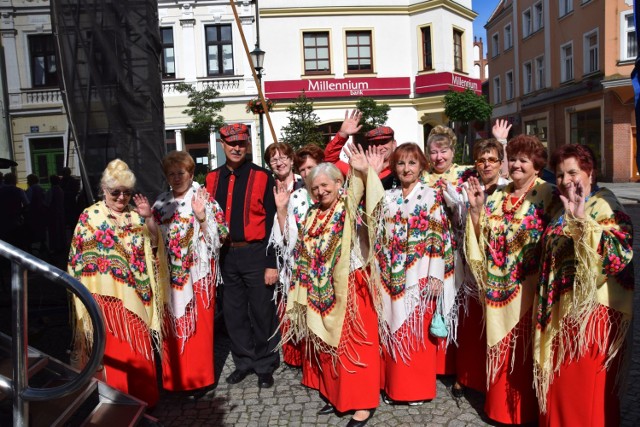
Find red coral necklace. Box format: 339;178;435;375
502;178;536;217
307;199;339;238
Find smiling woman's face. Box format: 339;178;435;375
310;173;342;210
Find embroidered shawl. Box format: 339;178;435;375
465;178;560;384
423;163;476;189
68;201;169;359
372;182;455;362
533;188;634;412
152;182;228;348
283;168;384;363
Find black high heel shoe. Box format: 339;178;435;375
346;408;376;427
317;402;334;415
452;383;465;398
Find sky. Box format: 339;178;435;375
472;1;500;54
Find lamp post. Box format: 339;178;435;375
250;45;266;167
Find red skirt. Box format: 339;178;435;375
455;297;486;391
161;287;216;391
539;306;623;427
315;270;381;413
102;309;159;408
436;338;457;375
381;302;438;401
281;321;303;367
485;321;538;425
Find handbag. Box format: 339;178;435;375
429;313;448;338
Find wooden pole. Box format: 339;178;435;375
229;0;278;146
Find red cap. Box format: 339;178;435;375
365;126;394;143
220;123;250;143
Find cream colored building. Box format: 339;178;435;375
486;0;638;182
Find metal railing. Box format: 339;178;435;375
0;240;105;427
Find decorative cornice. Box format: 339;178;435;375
261;1;476;20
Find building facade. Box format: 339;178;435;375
259;0;480;150
486;0;638;182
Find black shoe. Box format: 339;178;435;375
226;369;250;385
257;373;274;388
452;384;465;398
317;403;334;415
346;409;375;427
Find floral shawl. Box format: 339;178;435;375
68;201;168;359
372;182;455;362
533;187;634;412
465;178;560;384
423;163;476;189
152;182;228;349
283;168;384;363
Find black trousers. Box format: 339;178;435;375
220;242;280;374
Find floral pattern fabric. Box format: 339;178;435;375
533;187;634;412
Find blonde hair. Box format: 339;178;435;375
427;125;457;152
101;158;136;190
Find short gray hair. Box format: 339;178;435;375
305;162;343;189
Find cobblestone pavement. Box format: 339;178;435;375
150;202;640;427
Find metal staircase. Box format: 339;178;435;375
0;240;154;426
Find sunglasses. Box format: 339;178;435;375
108;189;133;197
475;157;501;166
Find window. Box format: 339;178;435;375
506;71;514;100
493;76;501;104
621;11;637;61
523;9;532;37
504;23;513;50
346;30;372;73
535;56;545;90
561;42;573;82
533;2;544;32
303;31;331;74
29;34;58;87
491;33;500;57
421;26;433;70
560;0;573;17
569;107;601;171
524;118;548;144
584;30;599;74
205;24;233;76
161;27;175;79
523;62;532;94
453;29;463;72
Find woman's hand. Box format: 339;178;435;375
366;145;385;175
273;181;290;212
133;194;152;218
191;187;208;221
560;181;586;219
344;142;369;173
464;177;486;213
338;109;363;138
492;119;512;140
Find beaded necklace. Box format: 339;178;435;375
105;203;133;233
307;198;339;238
502;178;537;220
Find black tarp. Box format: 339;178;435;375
51;0;166;202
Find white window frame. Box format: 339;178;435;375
523;61;532;94
523;9;532;38
504;23;513;50
506;70;514;100
560;41;574;82
493;76;501;104
559;0;573;17
583;29;599;74
535;55;545;90
491;32;500;57
533;2;544;32
621;11;637;62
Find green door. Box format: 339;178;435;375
30;137;64;188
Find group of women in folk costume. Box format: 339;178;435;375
69;153;228;407
271;116;633;426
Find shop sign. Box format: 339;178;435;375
415;72;482;95
265;77;411;100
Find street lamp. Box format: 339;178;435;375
250;45;266;166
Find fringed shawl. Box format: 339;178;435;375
371;181;455;362
152;182;228;350
465;178;559;385
533;187;634;412
68;201;169;360
282;168;383;366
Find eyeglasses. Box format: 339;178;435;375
475;157;501;166
269;157;289;165
108;189;133;198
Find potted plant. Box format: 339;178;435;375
246;98;274;115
